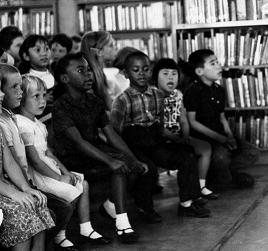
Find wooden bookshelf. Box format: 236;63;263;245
174;0;268;149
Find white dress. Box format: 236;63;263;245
16;115;83;203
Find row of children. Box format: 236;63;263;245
0;24;260;251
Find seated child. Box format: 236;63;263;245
183;49;259;188
0;69;54;251
152;58;218;199
52;52;161;243
19;35;54;106
16;74;111;248
0;63;77;251
111;51;211;218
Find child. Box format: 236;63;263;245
71;35;82;54
16;74;111;247
53;52;161;243
0;65;54;251
183;49;259;188
18;35;54;104
0;64;77;251
50;33;73;64
152;58;218;199
0;26;24;67
111;51;211;218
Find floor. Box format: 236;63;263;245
64;153;268;251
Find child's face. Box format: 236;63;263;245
102;39;117;63
125;57;151;88
71;41;81;54
50;42;67;62
8;36;24;61
2;72;22;109
23;84;47;117
157;68;178;94
26;40;50;71
198;55;222;83
64;58;94;93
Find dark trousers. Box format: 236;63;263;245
59;144;156;212
132;141;201;203
209;138;260;185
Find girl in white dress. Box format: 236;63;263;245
16;74;111;249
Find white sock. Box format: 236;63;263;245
103;199;116;219
199;179;206;189
115;213;133;234
180;200;192;207
54;230;74;247
80;221;102;239
201;187;213;195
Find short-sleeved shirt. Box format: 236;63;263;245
111;86;164;133
183;80;226;140
52;92;109;158
163;89;183;135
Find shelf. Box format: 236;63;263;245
78;0;175;5
111;28;171;39
175;19;268;31
225;107;268;111
223;65;268;70
0;0;53;8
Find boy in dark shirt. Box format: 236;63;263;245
184;49;259;189
52;53;162;244
111;51;211;218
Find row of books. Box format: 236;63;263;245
177;28;268;66
177;0;268;24
78;2;174;33
221;68;268;108
0;8;54;36
228;114;268;148
115;32;173;61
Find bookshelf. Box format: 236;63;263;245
174;1;268;149
77;0;177;61
0;0;55;36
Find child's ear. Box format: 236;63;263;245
60;74;69;84
195;67;204;77
22;52;30;62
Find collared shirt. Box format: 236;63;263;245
183;80;226;139
111;86;164;133
52;92;109;158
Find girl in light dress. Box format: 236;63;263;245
0;66;54;251
16;74;110;249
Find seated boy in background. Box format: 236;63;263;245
183;49;259;189
111;51;211;218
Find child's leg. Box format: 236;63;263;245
189;137;216;197
11;239;31;251
31;231;45;251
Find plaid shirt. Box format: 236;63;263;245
111;86;164;133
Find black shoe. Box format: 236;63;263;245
98;204;115;221
177;204;211;218
116;228;139;244
137;208;162;224
54;239;79;251
152;184;164;194
201;187;219;200
80;231;112;245
193;197;208;206
232;172;255;188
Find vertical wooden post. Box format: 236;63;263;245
55;0;79;36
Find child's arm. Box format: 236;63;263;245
180;105;190;139
62;126;132;174
220;113;237;150
187;111;227;144
25;145;72;185
3;144;46;207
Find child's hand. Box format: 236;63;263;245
226;137;237;151
132;160;148;174
109;159;130;174
67;172;81;186
24;188;47;207
11;191;36;210
60;174;73;185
